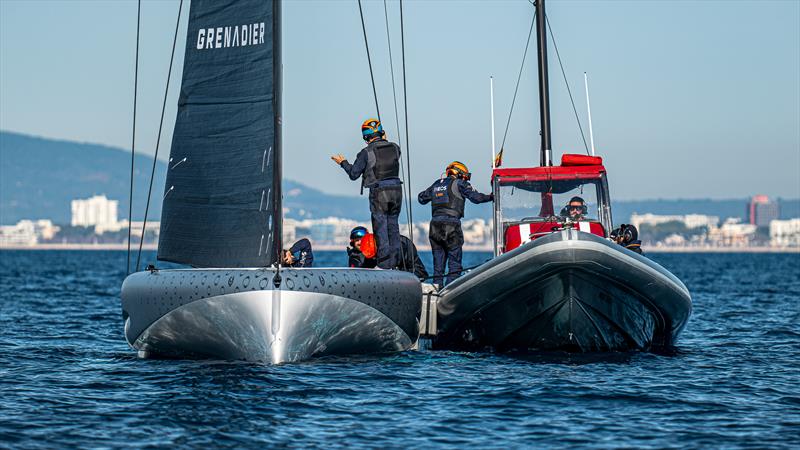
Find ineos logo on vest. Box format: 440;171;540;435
196;23;266;50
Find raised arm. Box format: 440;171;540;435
334;149;368;181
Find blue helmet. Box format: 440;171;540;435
350;226;368;240
361;118;384;141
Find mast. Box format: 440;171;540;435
535;0;552;166
272;0;283;264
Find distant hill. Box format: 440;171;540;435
1;131;797;225
0;131;167;225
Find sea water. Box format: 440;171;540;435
1;250;799;448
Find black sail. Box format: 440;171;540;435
158;0;282;268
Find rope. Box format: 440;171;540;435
358;0;381;121
126;0;141;276
499;9;536;156
545;14;590;155
135;0;183;272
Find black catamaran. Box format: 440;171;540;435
431;0;692;353
121;0;422;364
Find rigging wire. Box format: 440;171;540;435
545;14;590;155
399;0;414;245
499;9;536;156
383;0;414;249
134;0;184;272
358;0;414;271
358;0;381;122
127;0;141;276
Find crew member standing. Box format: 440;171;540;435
418;161;493;287
332;119;403;269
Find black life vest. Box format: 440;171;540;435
431;177;465;218
361;140;400;189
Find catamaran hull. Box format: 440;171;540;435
121;268;421;364
434;230;691;352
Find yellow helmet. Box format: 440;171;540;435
446;161;470;180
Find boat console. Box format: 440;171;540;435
491;154;612;255
504;220;606;251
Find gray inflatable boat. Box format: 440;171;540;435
433;229;691;352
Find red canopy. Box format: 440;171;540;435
492;154;606;183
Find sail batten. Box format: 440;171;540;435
158;0;281;268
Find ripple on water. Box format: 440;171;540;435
1;250;799;448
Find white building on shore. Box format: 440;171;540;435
630;213;719;230
71;195;119;229
706;218;758;247
0;220;60;246
770;219;800;247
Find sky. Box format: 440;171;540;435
1;0;798;201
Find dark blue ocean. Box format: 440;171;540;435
1;250;799;448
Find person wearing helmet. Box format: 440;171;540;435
611;224;643;255
418;161;493;287
332;119;403;270
350;230;428;279
347;226;376;268
282;238;314;268
560;196;588;221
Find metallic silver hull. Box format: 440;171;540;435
121;268;422;364
434;229;692;352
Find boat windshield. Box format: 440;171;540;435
497;178;603;223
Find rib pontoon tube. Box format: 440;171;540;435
433;229;691;352
122;268;421;364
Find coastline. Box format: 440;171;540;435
1;243;798;253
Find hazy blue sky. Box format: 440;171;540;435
1;0;798;200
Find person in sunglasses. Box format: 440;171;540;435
418;161;493;287
561;196;588;221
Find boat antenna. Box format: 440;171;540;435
584;72;596;156
534;0;552;166
490;76;497;167
127;0;141;275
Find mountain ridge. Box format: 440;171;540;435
1;131;797;225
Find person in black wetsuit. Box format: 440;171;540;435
349;228;426;278
397;235;429;280
418;161;493;286
282;238;314;267
347;226;376;268
332;119;402;270
611;224;644;255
